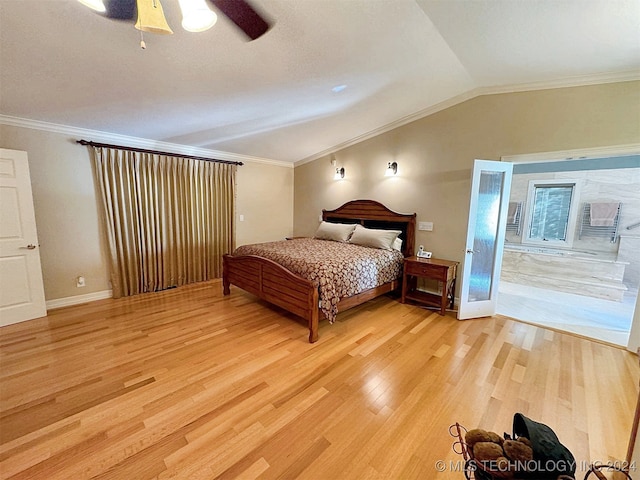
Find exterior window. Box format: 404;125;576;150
524;180;580;246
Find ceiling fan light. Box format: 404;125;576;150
77;0;106;13
135;0;174;35
178;0;218;32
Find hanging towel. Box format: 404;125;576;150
589;202;619;227
507;202;519;224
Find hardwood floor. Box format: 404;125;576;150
0;280;638;479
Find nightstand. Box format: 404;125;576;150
401;256;459;315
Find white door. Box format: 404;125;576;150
0;149;46;326
458;160;512;320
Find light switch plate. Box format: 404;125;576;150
419;221;433;231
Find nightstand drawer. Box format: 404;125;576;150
404;261;444;278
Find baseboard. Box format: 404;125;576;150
46;290;113;310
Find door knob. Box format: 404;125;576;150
466;249;476;254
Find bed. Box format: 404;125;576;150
222;200;416;343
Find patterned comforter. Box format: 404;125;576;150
233;238;404;323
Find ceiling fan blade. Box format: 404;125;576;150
209;0;271;40
103;0;136;20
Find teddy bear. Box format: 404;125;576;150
465;428;534;479
465;428;504;447
473;441;504;462
473;441;513;479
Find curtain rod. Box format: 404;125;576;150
76;140;243;166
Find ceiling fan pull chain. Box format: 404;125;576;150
140;30;146;49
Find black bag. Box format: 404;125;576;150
512;413;576;479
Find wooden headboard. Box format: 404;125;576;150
322;199;416;257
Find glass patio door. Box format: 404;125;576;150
458;160;513;320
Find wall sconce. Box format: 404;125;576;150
385;161;398;176
331;155;345;180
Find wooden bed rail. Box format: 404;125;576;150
223;254;320;342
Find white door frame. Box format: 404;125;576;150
458;160;513;320
0;148;46;326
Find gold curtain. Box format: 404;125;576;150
90;147;236;298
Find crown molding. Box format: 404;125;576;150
501;143;640;163
0;115;293;168
295;72;640;167
476;69;640;96
295;88;480;166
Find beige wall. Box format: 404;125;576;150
236;162;293;246
1;125;111;301
294;81;640;267
0;124;293;302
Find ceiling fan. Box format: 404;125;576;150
77;0;271;44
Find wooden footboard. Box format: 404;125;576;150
223;252;400;343
223;254;320;342
223;200;416;343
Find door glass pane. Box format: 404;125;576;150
469;170;504;302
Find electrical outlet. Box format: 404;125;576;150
239;214;244;222
418;221;433;231
76;276;85;287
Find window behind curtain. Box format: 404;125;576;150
90;147;236;298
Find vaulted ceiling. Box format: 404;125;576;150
1;0;638;163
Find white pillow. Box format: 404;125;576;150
349;224;402;250
313;221;357;242
392;237;403;252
